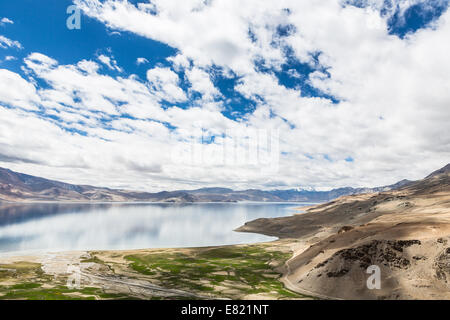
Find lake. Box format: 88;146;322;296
0;202;312;254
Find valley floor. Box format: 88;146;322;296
0;241;311;300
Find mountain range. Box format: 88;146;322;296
0;166;420;203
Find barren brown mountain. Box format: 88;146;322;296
237;163;450;299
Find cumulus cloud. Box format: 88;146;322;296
146;66;187;103
0;0;449;191
74;0;286;75
136;57;149;65
0;35;22;49
0;17;13;26
97;54;123;72
185;67;221;102
0;69;40;110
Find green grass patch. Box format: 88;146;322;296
0;282;139;300
122;245;306;299
10;282;42;290
80;256;105;264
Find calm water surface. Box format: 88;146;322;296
0;202;312;254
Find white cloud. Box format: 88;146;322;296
167;54;190;71
74;0;286;75
146;66;187;103
77;59;100;74
25;52;58;70
0;18;13;25
136;57;149;65
97;54;123;72
0;69;40;110
0;35;22;49
185;67;221;102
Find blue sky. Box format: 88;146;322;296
0;0;447;120
0;0;449;191
0;0;338;120
0;1;174;90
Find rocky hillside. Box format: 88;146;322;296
0;167;192;202
237;163;450;299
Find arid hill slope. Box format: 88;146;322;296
237;163;450;299
0;167;196;202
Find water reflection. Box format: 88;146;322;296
0;202;311;253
